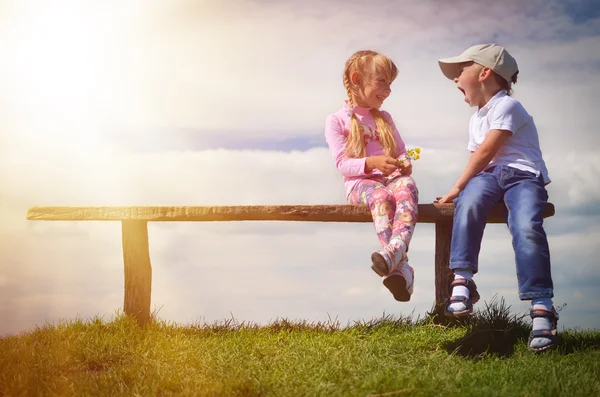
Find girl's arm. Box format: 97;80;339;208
436;129;511;203
324;114;369;177
324;113;401;177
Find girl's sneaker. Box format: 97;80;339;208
383;262;414;302
371;241;407;278
371;250;393;277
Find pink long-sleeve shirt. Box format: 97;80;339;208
324;103;407;199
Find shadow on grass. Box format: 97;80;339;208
427;296;530;358
445;325;528;358
428;296;600;358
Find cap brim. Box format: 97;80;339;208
437;55;472;80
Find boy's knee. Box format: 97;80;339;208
511;217;544;240
454;191;481;211
453;193;494;229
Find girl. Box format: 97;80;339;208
324;50;418;302
437;44;557;352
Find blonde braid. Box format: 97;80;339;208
372;109;397;158
342;51;398;159
343;68;365;158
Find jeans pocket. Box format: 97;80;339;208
512;168;538;180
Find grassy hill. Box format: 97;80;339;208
1;299;599;396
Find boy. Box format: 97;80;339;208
437;44;557;352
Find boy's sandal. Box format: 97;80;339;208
444;279;480;317
528;308;559;353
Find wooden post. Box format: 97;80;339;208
434;220;454;307
121;220;152;327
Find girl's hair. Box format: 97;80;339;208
493;71;519;96
343;50;398;158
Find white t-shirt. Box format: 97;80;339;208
468;91;551;184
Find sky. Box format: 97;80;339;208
1;0;599;336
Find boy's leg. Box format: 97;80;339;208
502;169;556;351
447;168;503;314
502;170;553;300
449;169;503;274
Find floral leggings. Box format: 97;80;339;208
348;172;419;263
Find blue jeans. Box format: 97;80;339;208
449;165;553;300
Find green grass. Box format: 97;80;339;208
1;298;599;397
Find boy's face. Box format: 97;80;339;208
453;62;483;107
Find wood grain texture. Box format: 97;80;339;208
122;221;152;327
434;220;454;306
27;203;555;223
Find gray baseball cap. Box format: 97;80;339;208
438;43;518;83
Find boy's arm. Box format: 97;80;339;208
436;129;511;203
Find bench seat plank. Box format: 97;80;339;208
27;203;554;224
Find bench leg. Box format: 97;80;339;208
434;220;454;308
121;220;152;327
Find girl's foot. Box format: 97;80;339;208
371;250;392;277
383;261;414;302
371;240;407;277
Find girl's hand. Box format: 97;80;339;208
397;159;412;176
366;155;399;175
435;187;462;204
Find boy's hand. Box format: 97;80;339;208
366;155;399;175
435;129;510;204
435;187;462;204
397;159;412;176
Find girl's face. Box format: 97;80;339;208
353;65;392;109
454;62;484;108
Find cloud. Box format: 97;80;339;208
1;0;599;335
3;0;599;138
2;145;600;335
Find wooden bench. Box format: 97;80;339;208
26;203;555;326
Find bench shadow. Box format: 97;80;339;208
445;327;600;358
427;296;530;359
445;325;529;358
